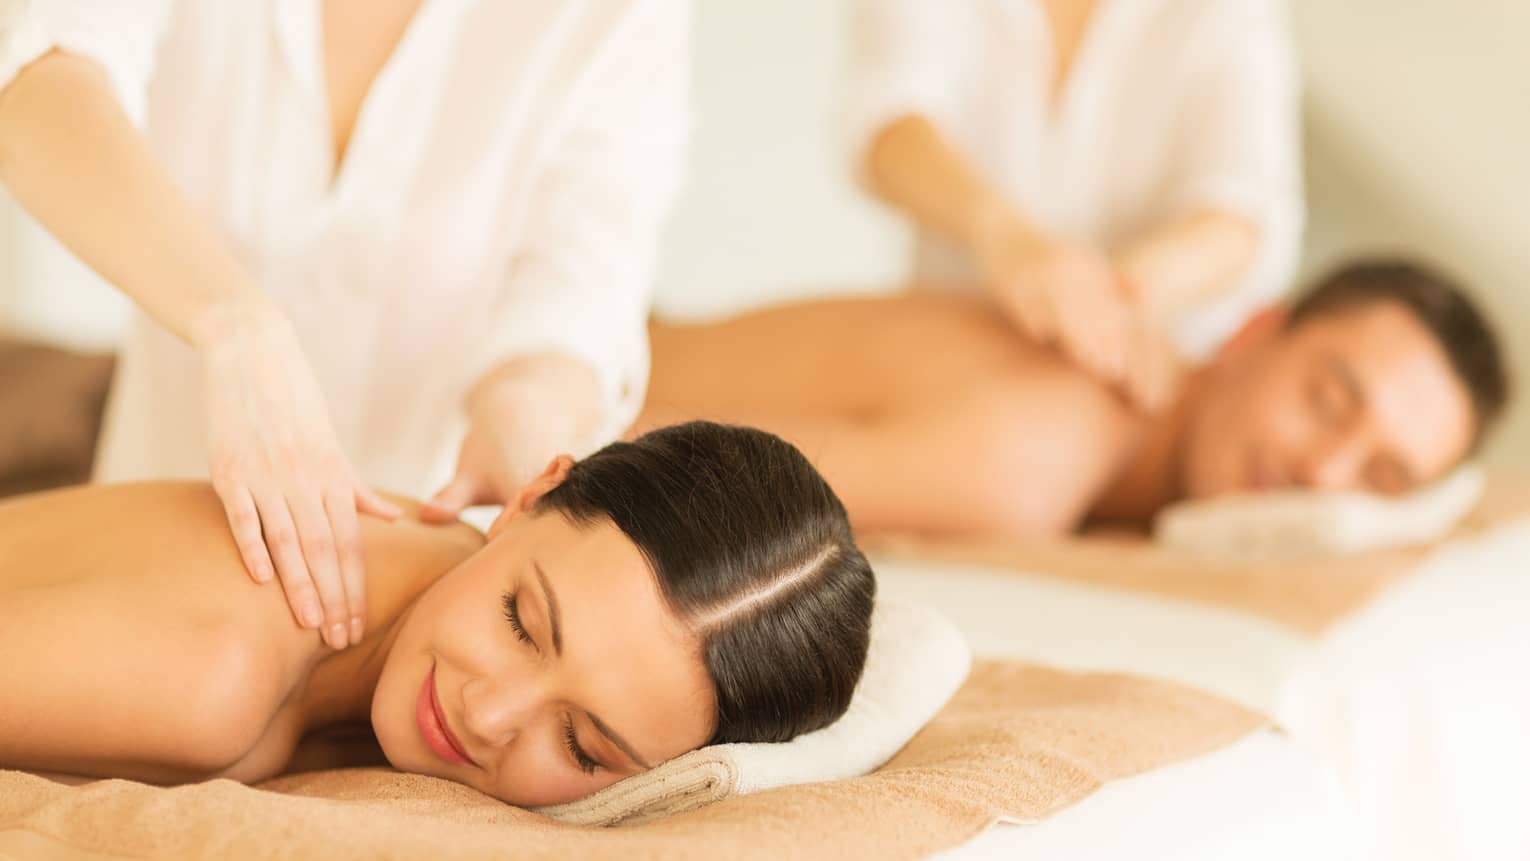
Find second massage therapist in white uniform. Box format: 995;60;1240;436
845;0;1302;407
0;0;688;650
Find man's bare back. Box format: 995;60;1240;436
641;263;1497;541
642;293;1152;537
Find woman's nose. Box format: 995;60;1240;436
459;672;543;748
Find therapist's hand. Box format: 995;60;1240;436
419;417;542;522
975;224;1132;386
198;303;401;651
420;354;602;523
1118;301;1184;413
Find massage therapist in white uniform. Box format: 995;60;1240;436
845;0;1303;407
0;1;688;651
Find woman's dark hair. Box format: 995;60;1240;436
534;421;876;744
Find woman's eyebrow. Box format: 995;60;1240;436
531;560;562;656
530;559;653;769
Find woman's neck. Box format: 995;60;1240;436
294;511;485;730
299;606;414;728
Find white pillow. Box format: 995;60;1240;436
1153;466;1485;562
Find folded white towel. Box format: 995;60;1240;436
1154;465;1485;562
533;600;972;826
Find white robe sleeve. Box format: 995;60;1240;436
1161;0;1302;230
840;0;979;178
474;0;690;455
0;0;173;124
1163;0;1306;358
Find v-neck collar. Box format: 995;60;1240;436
1020;0;1120;134
273;0;439;202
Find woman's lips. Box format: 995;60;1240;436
415;663;475;767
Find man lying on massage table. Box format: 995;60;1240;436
640;260;1509;537
0;423;875;806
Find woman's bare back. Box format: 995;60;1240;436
0;482;481;783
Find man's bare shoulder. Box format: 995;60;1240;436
945;359;1145;533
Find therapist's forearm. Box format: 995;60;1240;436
0;49;272;348
863;114;1045;258
1115;210;1258;316
468;353;605;453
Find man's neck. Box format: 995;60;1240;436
1089;370;1208;526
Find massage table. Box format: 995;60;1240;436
874;480;1530;860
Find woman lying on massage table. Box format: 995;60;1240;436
0;422;875;807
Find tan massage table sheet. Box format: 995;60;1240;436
1;662;1262;861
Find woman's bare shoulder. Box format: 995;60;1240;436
0;481;483;782
0;480;484;593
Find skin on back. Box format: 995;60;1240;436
0;482;480;784
644;293;1145;537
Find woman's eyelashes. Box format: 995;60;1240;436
501;590;601;776
562;714;601;775
501;591;537;649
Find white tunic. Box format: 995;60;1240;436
844;0;1303;360
0;0;689;495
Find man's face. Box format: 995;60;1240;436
1182;300;1476;500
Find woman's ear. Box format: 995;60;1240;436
486;455;576;539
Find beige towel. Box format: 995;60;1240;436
869;475;1530;636
533;600;972;826
0;661;1265;861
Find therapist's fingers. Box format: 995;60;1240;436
354;483;403;520
1056;289;1126;384
214;480;275;585
254;490;326;635
288;488;352;650
325;482;369;646
1123;319;1180;413
420;474;483;524
996;278;1054;344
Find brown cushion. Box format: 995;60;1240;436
0;335;115;497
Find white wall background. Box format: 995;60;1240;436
652;2;908;320
2;0;1526;461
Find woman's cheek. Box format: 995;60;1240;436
487;747;601;807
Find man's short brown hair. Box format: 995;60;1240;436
1289;259;1510;452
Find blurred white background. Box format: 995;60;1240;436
2;0;1526;464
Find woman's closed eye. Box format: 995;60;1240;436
562;714;602;776
501;591;537;650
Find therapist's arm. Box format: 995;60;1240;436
863;113;1134;391
0;50;398;650
0;50;268;344
1115;210;1258;315
422;353;602;520
862;114;1032;261
422;2;688;521
1100;210;1257;411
